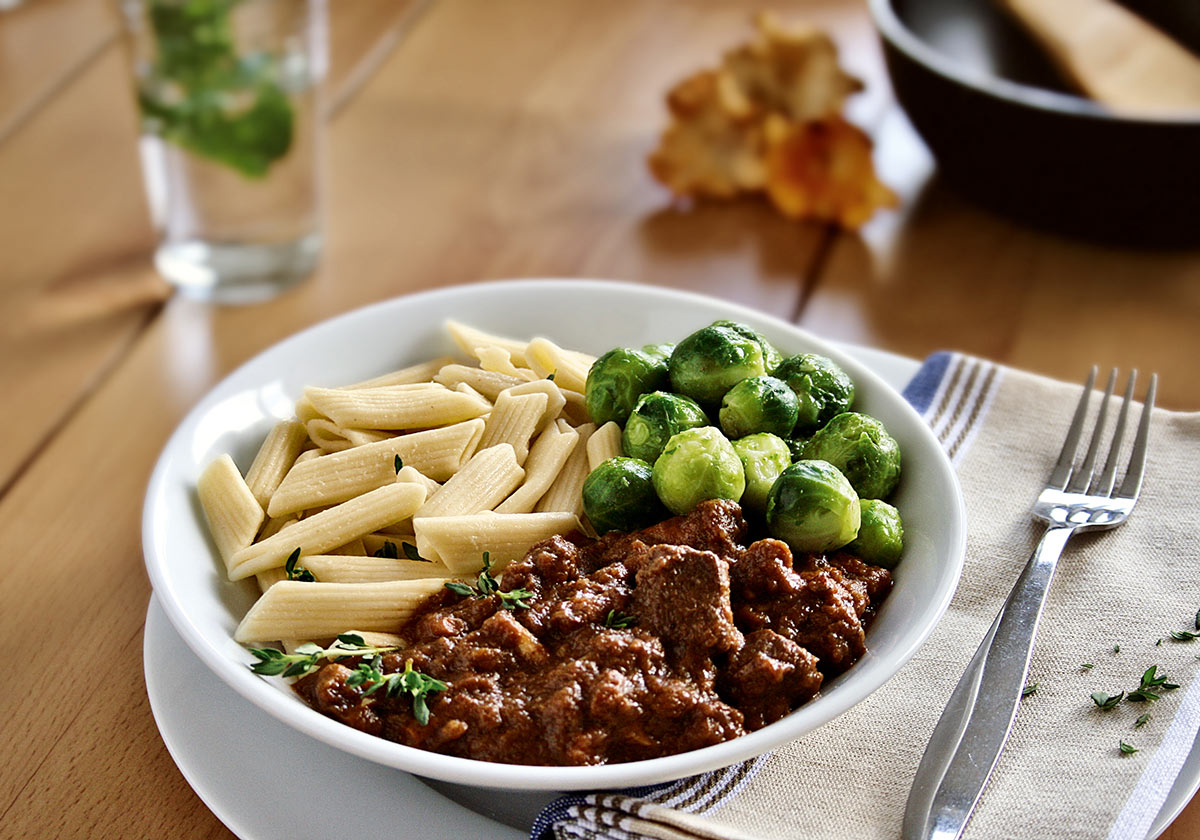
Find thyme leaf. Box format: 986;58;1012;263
247;634;398;679
605;610;637;629
1092;691;1124;710
1021;682;1038;697
284;547;315;582
395;454;404;473
1119;741;1138;755
443;552;532;610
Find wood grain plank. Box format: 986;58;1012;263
0;0;119;143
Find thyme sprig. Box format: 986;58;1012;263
444;552;534;610
284;547;315;582
605;610;637;629
372;540;430;562
247;633;397;678
346;656;447;725
1127;665;1180;702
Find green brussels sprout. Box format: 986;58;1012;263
622;391;709;463
651;427;745;515
766;459;860;553
582;457;667;535
711;320;783;373
584;347;670;426
668;323;771;405
774;353;855;432
641;342;675;363
847;499;904;569
718;376;799;439
731;433;792;514
801;412;901;499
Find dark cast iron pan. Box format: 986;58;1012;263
868;0;1200;246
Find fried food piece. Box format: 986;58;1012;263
763;114;898;229
648;12;894;229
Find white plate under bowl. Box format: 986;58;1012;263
142;278;967;791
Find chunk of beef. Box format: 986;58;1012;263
722;629;823;730
582;499;747;571
631;544;743;654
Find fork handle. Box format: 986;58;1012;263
902;524;1076;840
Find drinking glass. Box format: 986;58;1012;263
123;0;327;303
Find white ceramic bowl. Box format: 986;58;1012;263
143;278;966;791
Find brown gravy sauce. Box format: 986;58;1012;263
295;499;892;765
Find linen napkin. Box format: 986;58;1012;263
533;352;1200;840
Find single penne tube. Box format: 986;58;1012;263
233;578;447;642
305;383;490;431
340;356;456;390
536;422;596;516
504;379;567;432
294;397;324;423
477;391;548;465
413;511;582;574
445;320;530;367
349;630;408;648
395;465;441;497
198;455;265;575
586;421;624;471
495;420;579;513
256;515;299;542
294;448;321;466
475;345;538;381
306;418;354;452
302;554;453;583
414;444;524;520
433;363;526;401
342;428;394;447
267;419;484;516
524;337;594;393
229;482;428;580
244;420;308;509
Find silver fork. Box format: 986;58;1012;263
903;367;1157;840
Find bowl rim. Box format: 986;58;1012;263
867;0;1200;125
142;277;968;790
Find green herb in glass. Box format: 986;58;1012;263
138;0;295;178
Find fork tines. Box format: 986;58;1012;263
1050;367;1157;499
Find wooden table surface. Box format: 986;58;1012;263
0;1;1196;837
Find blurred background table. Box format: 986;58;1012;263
0;0;1196;837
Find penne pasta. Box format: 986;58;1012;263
330;538;368;556
267;419;484;516
305;383;491;431
244;420;308;509
524;337;594;393
536;422;596;516
558;388;591;426
302;554;453;583
445;320;530;367
197;455;265;575
306;418;355;452
256;567;288;592
495;420;579;513
433;363;525;401
475;345;538;381
413;511;582;574
340;357;456;390
586;421;624;471
414;444;524;521
229;482;428;580
294;397;324;424
233;578;448;642
505;379;567;432
477;391;548;465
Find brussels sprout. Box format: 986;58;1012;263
719;376;799;439
731;433;792;514
668;323;771;405
585;347;670;426
766;459;860;553
774;353;855;432
711;320;783;373
582;457;667;535
652;427;745;515
847;499;904;569
802;412;901;499
622;391;709;463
